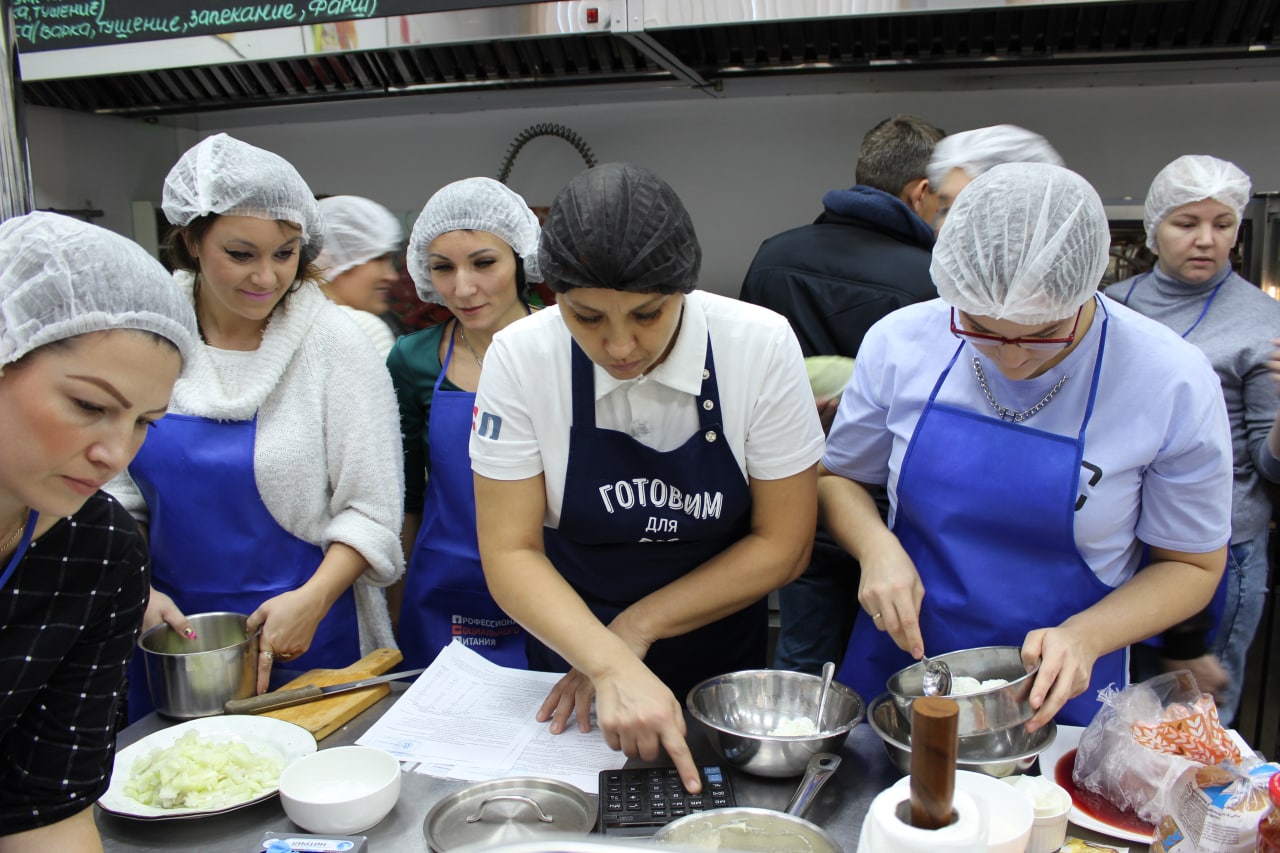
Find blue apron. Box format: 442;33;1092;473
535;338;762;699
837;302;1124;726
0;510;38;591
125;413;359;720
400;328;527;669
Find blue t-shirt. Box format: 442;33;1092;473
823;296;1233;587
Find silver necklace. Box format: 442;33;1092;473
457;324;484;368
972;357;1068;423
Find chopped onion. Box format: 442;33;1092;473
123;730;284;809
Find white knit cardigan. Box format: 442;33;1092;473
109;273;405;654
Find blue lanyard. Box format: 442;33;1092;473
1121;272;1226;339
0;511;37;592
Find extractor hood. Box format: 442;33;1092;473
18;0;1280;116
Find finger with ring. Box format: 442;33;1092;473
260;650;275;660
871;612;882;621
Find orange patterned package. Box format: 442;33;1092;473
1130;693;1243;767
1073;672;1254;827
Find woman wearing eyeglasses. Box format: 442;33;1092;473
820;163;1233;728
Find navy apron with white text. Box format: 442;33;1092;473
400;327;527;669
836;300;1126;726
536;338;761;698
125;413;358;720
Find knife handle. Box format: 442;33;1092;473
224;685;323;715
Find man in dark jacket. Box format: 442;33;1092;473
740;114;944;674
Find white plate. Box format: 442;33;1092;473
98;716;317;820
1037;724;1154;845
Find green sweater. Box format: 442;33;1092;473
386;322;462;515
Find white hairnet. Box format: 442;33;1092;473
407;177;542;304
1143;155;1252;252
926;125;1065;189
931;163;1109;325
315;196;404;279
0;212;199;369
162;133;324;259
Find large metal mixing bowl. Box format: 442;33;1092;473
887;645;1038;736
138;611;258;719
686;669;864;778
867;692;1056;778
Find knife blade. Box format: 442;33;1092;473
223;668;427;715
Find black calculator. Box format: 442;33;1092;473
597;764;736;837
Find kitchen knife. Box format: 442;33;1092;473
223;668;427;715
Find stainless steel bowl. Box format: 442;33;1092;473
867;692;1056;778
887;645;1037;736
686;669;864;778
138;611;258;719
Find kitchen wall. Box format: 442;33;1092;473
27;74;1280;296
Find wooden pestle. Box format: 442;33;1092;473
908;695;960;830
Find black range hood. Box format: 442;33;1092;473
19;0;1280;116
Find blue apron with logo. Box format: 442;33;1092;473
837;303;1125;726
125;413;358;720
400;328;527;669
536;339;761;698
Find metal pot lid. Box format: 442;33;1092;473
423;777;596;853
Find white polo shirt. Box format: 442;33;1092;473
471;290;826;528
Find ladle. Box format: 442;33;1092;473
814;660;835;733
921;654;953;697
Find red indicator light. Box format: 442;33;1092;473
586;7;599;24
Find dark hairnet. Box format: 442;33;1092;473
539;163;701;294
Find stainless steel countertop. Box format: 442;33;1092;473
94;686;1132;852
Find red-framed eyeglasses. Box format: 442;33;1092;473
949;306;1084;352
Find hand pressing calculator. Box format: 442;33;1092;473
597;764;736;837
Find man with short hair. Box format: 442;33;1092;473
740;114;945;674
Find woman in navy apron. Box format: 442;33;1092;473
0;213;198;845
469;164;826;793
1111;155;1280;725
820;164;1233;729
107;135;405;720
389;178;541;670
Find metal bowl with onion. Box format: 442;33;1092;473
887;645;1038;737
867;692;1056;778
137;611;258;719
686;669;865;778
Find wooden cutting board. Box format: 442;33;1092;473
262;647;402;740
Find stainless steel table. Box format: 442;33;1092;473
95;689;1135;852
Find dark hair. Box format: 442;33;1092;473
855;115;947;197
7;329;179;370
161;214;324;305
514;253;529;301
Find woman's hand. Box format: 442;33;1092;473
536;611;655;735
246;586;327;694
857;544;926;657
815;396;841;435
1020;624;1102;731
594;657;699;793
142;587;194;638
1160;653;1231;706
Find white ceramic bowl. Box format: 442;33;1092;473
956;770;1034;853
279;746;401;834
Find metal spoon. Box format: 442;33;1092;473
814;661;835;733
921;654;953;696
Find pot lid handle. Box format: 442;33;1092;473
466;795;555;824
